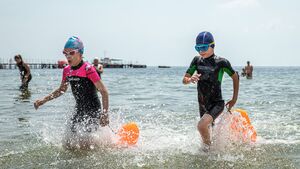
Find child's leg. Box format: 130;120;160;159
198;114;214;145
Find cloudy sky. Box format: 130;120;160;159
0;0;299;66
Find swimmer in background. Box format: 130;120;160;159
14;54;32;91
34;36;109;149
244;61;253;79
241;68;246;77
92;57;104;78
182;31;239;151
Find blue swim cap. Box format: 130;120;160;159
196;31;215;48
64;36;84;54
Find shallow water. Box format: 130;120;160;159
0;66;299;168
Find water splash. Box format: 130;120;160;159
212;111;257;151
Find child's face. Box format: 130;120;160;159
14;57;21;64
63;48;82;66
199;47;214;58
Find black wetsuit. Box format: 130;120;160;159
17;62;32;90
186;54;236;120
62;61;101;132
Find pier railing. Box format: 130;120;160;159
0;63;59;69
0;63;147;69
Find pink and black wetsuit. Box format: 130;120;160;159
62;61;101;129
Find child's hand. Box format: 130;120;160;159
225;99;236;112
34;99;45;110
191;74;201;83
22;77;28;84
100;113;109;127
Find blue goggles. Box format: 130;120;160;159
195;42;215;52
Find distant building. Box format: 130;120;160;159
101;57;123;64
101;57;124;68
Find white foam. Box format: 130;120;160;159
210;111;258;151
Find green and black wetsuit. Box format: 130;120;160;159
186;54;236;120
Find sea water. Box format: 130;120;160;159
0;66;299;168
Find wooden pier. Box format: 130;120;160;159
103;63;147;68
0;63;147;69
0;63;59;69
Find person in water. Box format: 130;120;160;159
92;57;104;78
182;31;239;151
241;68;246;77
34;36;109;149
244;61;253;79
14;54;32;90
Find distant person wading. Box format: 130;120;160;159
92;57;104;78
14;54;32;90
244;61;253;79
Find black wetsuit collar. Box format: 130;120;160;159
204;54;215;60
71;60;84;70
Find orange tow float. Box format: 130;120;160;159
230;109;257;142
117;122;140;145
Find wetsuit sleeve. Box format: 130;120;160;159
86;65;101;83
62;68;67;82
223;59;235;76
186;57;198;75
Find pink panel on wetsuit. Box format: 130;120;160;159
85;63;101;83
62;62;100;83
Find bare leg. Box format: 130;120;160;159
198;114;214;145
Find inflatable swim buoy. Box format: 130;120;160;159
230;109;257;143
117;122;140;145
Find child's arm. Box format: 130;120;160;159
225;72;239;111
34;82;68;110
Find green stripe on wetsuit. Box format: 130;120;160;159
218;67;234;82
187;65;197;75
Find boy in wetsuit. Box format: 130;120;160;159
34;36;109;149
182;31;239;150
14;54;32;90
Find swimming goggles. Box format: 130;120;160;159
63;49;79;56
195;42;215;52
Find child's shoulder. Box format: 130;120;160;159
214;55;226;60
191;56;203;63
63;65;71;71
83;62;96;73
214;55;230;63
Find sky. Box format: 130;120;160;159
0;0;299;66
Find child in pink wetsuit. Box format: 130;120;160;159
34;36;109;149
62;61;102;131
